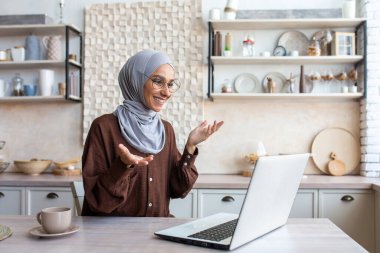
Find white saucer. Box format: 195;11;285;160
29;224;80;238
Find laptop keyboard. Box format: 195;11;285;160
188;218;238;242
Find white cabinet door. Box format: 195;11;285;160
289;189;318;218
375;190;380;253
198;189;247;217
26;187;74;215
169;189;197;218
319;189;375;253
0;187;25;215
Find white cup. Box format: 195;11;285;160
290;50;299;57
36;207;72;234
341;86;349;93
349;86;358;93
0;79;6;97
342;0;356;18
39;69;55;96
11;47;25;62
260;51;271;57
209;8;221;20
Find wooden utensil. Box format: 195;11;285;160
328;152;346;176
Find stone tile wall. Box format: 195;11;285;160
83;0;203;149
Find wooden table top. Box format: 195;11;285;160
0;216;367;253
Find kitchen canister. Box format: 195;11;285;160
42;36;62;60
11;46;25;62
25;34;41;60
39;69;55;96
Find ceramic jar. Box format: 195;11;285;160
25;34;41;60
42;36;62;60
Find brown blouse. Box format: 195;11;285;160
81;114;198;217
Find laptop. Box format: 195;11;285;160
155;153;310;250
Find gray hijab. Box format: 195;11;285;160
113;50;172;154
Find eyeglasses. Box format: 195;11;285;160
144;74;181;93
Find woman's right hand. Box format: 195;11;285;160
117;144;154;167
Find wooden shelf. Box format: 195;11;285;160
210;18;366;30
0;59;82;69
210;93;364;101
0;24;81;36
0;96;70;103
211;56;364;65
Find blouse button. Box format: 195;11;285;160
187;155;191;159
149;177;153;182
148;203;153;207
184;162;188;166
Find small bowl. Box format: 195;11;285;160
54;157;80;170
14;160;52;176
0;162;10;173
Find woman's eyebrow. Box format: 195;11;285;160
151;74;177;82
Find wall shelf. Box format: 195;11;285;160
0;24;83;102
210;18;367;30
211;56;364;65
210;93;364;102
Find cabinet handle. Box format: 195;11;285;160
341;195;354;202
0;192;4;198
221;196;235;202
46;192;59;199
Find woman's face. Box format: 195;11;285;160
143;64;175;112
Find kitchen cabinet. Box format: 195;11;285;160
319;189;375;252
207;18;367;101
375;190;380;253
0;186;74;216
289;189;318;218
0;186;25;215
197;189;247;217
26;187;75;215
169;189;197;218
0;24;82;102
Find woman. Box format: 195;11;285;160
82;50;223;216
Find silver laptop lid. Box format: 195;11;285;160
230;153;309;250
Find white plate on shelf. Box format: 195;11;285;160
262;72;287;93
277;31;309;56
234;73;261;93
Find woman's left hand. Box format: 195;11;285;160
186;120;224;154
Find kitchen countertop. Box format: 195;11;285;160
1;173;380;190
0;215;367;253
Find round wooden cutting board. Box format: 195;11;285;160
311;128;360;175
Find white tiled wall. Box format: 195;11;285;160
359;0;380;177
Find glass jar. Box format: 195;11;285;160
242;35;255;57
307;37;321;56
221;79;233;93
12;73;24;96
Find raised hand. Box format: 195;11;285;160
185;120;224;154
117;144;154;167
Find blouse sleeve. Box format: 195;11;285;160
167;125;198;199
82;118;135;214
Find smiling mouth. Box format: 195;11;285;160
153;96;167;105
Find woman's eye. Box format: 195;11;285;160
167;82;175;88
152;78;163;84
